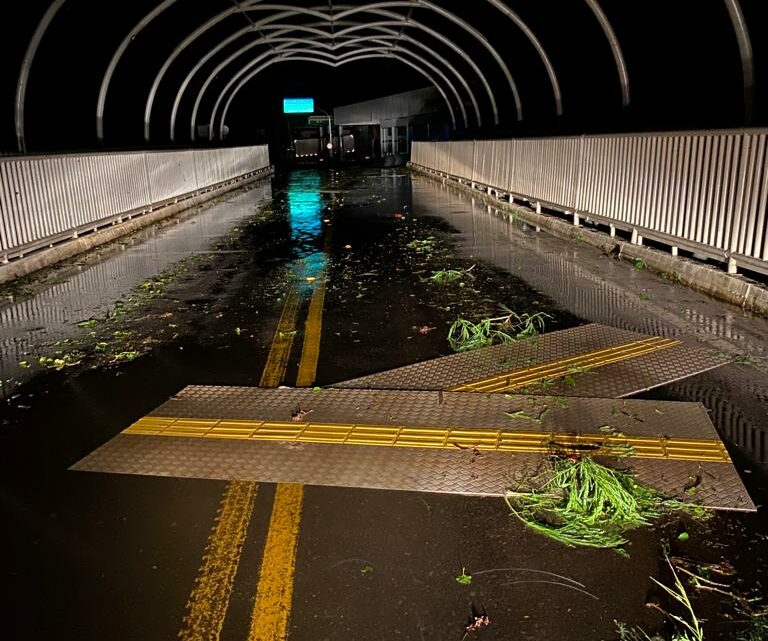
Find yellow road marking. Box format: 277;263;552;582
126;417;730;462
260;281;304;387
177;481;258;641
296;276;326;387
246;483;305;641
178;276;305;641
449;336;681;393
246;267;328;640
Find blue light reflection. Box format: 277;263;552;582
286;171;326;284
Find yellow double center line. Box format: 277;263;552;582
449;336;681;393
179;265;319;641
246;272;327;641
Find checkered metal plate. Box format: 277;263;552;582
71;434;753;510
71;386;754;510
333;324;728;398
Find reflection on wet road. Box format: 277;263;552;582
2;168;767;641
0;183;272;388
412;176;768;469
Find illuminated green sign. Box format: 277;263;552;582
283;98;314;114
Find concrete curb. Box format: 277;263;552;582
409;165;768;318
0;170;274;286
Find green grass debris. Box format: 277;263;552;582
505;456;709;551
448;307;551;352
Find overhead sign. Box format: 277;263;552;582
308;116;331;125
283;97;314;114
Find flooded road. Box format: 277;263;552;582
2;168;767;641
0;182;272;390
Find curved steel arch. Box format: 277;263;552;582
187;24;482;142
584;0;630;108
172;14;493;143
143;1;279;142
94;0;568;142
204;37;469;137
483;0;562;116
145;1;515;142
333;2;520;118
723;0;754;122
219;51;458;136
193;38;469;139
15;0;67;153
333;17;498;123
95;0;179;141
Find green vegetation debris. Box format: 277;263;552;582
360;564;374;575
633;258;648;270
77;319;99;329
455;568;473;585
406;237;436;253
429;265;475;285
648;556;705;641
112;351;140;363
505;456;709;550
18;360;29;369
448;307;551;352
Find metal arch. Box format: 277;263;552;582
584;0;630;108
334;17;498;124
219;51;458;135
15;0;67;154
173;6;503;142
185;26;472;140
723;0;754;123
143;2;292;142
340;28;482;126
200;39;469;138
146;1;514;142
188;25;480;140
96;0;179;142
483;0;562;116
333;1;521;119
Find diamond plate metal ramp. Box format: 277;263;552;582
333;324;729;398
71;386;754;511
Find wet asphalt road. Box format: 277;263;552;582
2;167;768;640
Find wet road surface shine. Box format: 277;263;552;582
3;168;768;640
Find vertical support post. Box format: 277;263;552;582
631;228;638;244
609;224;616;237
671;246;678;256
535;202;541;214
728;257;738;274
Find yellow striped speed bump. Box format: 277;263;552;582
334;323;729;398
449;336;680;393
123;416;730;463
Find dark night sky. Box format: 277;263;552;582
1;0;766;154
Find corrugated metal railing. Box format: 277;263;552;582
411;130;768;275
0;145;270;262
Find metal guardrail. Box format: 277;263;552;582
411;130;768;275
0;145;270;262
